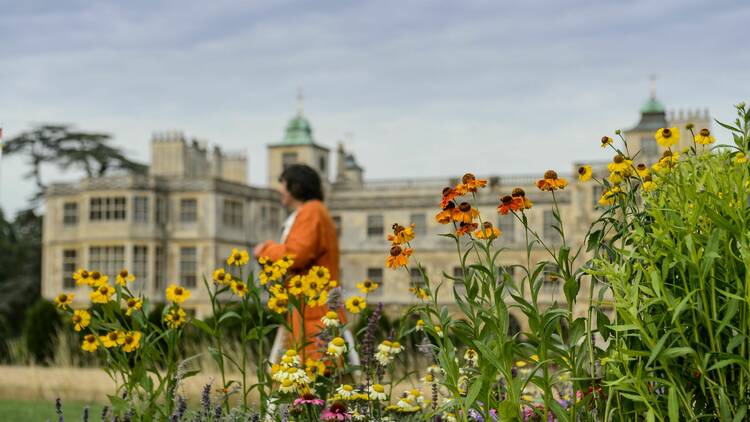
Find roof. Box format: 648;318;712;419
281;114;315;145
628;96;667;132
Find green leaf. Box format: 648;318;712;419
647;332;671;367
662;347;694;359
668;387;679;422
218;310;241;325
465;379;483;408
497;400;519;420
191;318;214;337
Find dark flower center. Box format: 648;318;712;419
92;272;101;280
442;186;453;196
81;271;89;278
543;170;558;180
662;128;672;137
99;286;109;294
119;270;128;278
483;222;493;229
59;294;68;301
443;201;456;211
601;136;610;143
175;287;183;295
109;333;118;341
72;315;81;323
462;173;476;184
511;188;526;198
458;202;471;212
390;246;402;257
578;166;587;175
637;163;647;171
233;253;242;260
501;195;513;205
317;270;325;277
613;155;624;164
128;299;137;307
700;128;710;136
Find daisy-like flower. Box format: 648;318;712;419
356;279;379;294
511;187;533;210
116;269;135;286
281;349;300;366
89;271;108;287
440;186;459;209
642;177;657;192
415;319;425;331
275;255;295;270
474;221;501;240
322;311;340;328
635;163;650;178
231;280;248;297
71;310;91;332
166;284;191;304
536;170;568;191
453;202;479;224
456;222;478;237
464;348;478;366
124;297;143;316
302;275;325;297
287;275;305;295
653;150;680;172
293;393;325;407
278;379;297;394
81;334;99;353
164;306;187;329
212;268;232;285
327;337;347;357
694;128;715;145
497;195;516;215
435;201;456;224
600;136;613;148
122;331;142;353
386;245;413;269
227;248;249;267
55;293;74;310
598;186;623;206
321;402;351;421
655;127;680;147
259;266;280;285
345;296;366;314
100;331;125;348
387;223;415;245
607;155;633;174
268;293;289;314
336;384;356;400
368;384;388;401
434;324;444;338
608;171;624;185
577;165;592;182
308;265;331;284
734;152;747;164
73;269;91;286
307;289;328;307
455;173;488;194
90;284;115;304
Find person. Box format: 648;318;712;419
253;164;357;365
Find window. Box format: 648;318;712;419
134;196;149;223
222;199;243;228
180;247;197;287
641;137;659;159
89;197;127;221
410;213;426;235
332;215;342;238
89;246;125;277
133;246;148;288
63;202;78;226
593;185;605;209
543;209;558;242
63;249;77;289
154;246;165;291
367;214;384;237
155;197;167;224
319;156;326;172
260;206;268;224
497;215;515;243
410;267;425;289
367;268;383;297
543;264;560;288
180;199;197;223
282;152;298;170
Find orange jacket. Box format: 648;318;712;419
259;200;346;359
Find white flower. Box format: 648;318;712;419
279;379;296;394
336;384;356;400
280;349;300;366
375;350;393;366
327;337;347;357
321;311;340;328
464;348;478;366
368;384;388;401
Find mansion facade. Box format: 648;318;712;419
41;94;710;326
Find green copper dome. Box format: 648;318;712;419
282;115;315;145
641;97;665;114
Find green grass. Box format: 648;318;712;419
0;399;104;421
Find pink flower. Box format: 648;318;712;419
320;402;351;421
293;393;325;406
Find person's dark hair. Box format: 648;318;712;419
279;164;324;201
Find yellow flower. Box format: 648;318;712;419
415;319;425;331
409;287;428;300
345;296;367;314
88;271;108;287
116;269;135;286
386;245;413;270
90;284;115;304
321;311;340;328
600;136;613;148
327;337;347;357
368;383;388;401
306;289;328;307
274;255;295;269
642;180;656;192
356;280;379;294
122;331;142;353
598;186;623;206
212;268;232;285
259;266;280;285
307;266;331;284
387;223;416;245
734;152;747;165
694;128;715;145
73;269;91;286
100;331;125;348
606;154;633;174
226;248;249;267
577;165;592;182
231;280;248;298
166;284;191;304
536;170;568;191
81;334;99;353
124;297;143;316
474;221;501;240
55;293;74;310
164;306;187;329
302;275;325;297
635;163;650;178
288;275;305;295
268;293;289;313
71;310;91;332
655;127;679;147
608;171;624;185
306;358;326;380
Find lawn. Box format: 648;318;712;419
0;399;104;421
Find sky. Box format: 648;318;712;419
1;0;749;216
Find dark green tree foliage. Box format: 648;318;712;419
23;299;62;364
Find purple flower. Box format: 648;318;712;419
320;402;352;421
293;393;325;406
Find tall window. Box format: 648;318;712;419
63;202;78;226
89;197;127;221
367;267;383;297
367;214;384;237
641;137;659;159
332;215;342;238
180;247;197;287
133;246;148;288
180;199;197;223
62;249;77;289
222;199;243;228
154;246;165;291
543;209;558;242
319;156;326;172
155;197;167;224
410;213;427;235
133;196;149;223
497;215;515;243
89;246;125;277
282;152;298;170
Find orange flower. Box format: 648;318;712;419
456;222;478;237
497;195;516;215
435;202;456;224
455;173;488;194
453;202;479;223
388;223;416;245
440;186;459;209
386;245;413;269
511;188;533;210
474;221;501;239
536;170;568;192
